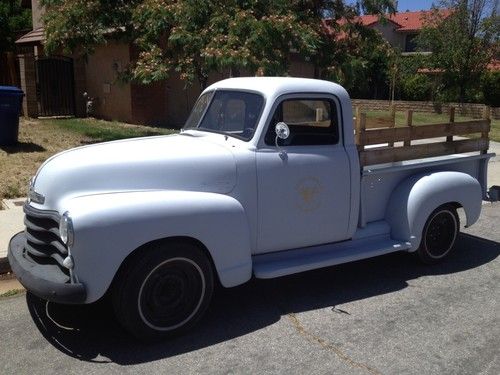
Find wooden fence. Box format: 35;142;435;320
0;52;19;87
355;106;491;166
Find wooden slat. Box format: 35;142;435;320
359;138;489;166
365;116;395;129
361;119;490;146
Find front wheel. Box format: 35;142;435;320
416;205;460;264
112;241;214;341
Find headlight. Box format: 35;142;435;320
59;211;74;247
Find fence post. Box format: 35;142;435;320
482;106;491;154
404;110;413;147
355;110;366;150
447;106;455;142
355;106;360;145
388;105;396;147
389;104;396;123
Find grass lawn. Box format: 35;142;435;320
365;111;500;142
0;118;176;201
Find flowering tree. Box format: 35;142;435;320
41;0;396;88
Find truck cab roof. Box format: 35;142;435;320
205;77;351;102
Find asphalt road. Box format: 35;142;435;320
0;203;499;375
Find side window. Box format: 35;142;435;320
265;99;339;146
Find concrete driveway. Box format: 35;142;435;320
0;203;498;374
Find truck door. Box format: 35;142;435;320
256;95;351;254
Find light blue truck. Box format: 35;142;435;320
8;77;497;340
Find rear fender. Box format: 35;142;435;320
385;171;482;251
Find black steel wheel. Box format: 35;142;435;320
112;241;214;341
416;205;460;264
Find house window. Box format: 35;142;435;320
265;99;339;146
405;34;418;52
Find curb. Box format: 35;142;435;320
0;257;11;274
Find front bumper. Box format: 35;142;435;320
8;232;86;304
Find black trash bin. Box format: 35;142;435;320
0;86;24;145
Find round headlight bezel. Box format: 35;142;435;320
59;211;74;247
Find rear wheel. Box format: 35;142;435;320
112;241;214;341
416;205;460;264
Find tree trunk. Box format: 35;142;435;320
198;72;208;90
459;85;466;104
229;67;240;78
313;65;320;79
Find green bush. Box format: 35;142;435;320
400;74;433;101
481;72;500;107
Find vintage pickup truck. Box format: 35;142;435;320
8;77;497;340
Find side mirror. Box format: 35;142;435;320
275;122;289;160
275;122;290;140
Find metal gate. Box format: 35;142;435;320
35;56;75;117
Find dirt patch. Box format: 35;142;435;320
0;273;24;296
0;118;93;202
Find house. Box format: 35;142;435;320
15;0;314;127
339;9;451;53
15;0;198;126
15;2;452;126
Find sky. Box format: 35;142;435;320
395;0;438;12
347;1;440;12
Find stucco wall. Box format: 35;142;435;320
85;42;132;123
82;45;317;127
370;23;405;50
165;70;229;128
289;54;316;78
131;81;168;126
352;99;499;119
164;59;315;128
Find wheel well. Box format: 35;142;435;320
109;236;221;296
443;201;463;225
447;201;463;211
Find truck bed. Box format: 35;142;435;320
358;152;493;227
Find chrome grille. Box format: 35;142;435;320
23;205;70;279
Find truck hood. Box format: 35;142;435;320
32;133;237;209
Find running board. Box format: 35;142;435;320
252;236;412;279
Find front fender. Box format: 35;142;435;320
64;191;252;303
385;171;482;251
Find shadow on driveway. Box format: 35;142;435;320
26;233;499;364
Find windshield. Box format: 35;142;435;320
183;90;264;141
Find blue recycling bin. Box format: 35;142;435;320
0;86;24;145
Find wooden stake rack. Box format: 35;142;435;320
355;106;491;166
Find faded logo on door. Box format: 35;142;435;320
296;177;323;212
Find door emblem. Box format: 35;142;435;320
296;177;323;212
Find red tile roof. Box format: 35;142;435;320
418;59;500;74
336;9;452;33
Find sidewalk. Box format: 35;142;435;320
1;141;499;274
0;199;24;273
487;140;500;186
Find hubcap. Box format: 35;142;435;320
138;258;206;331
425;210;457;259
